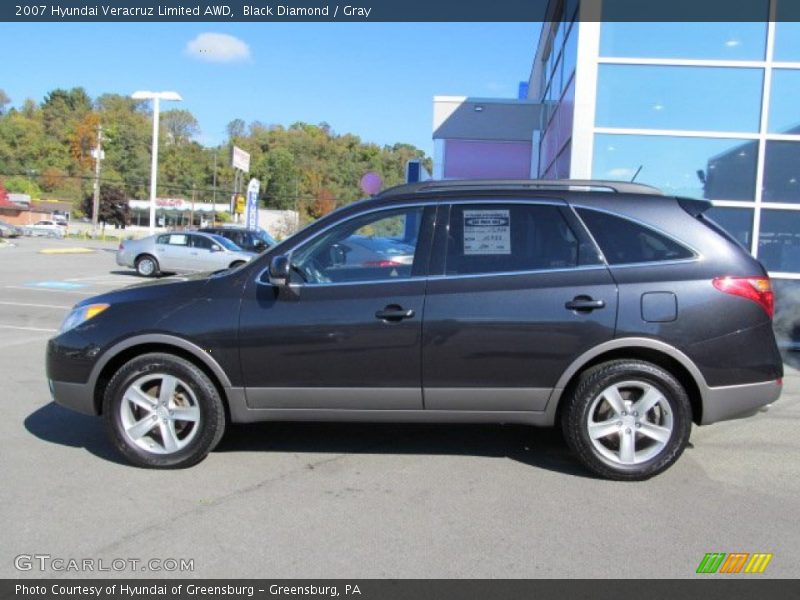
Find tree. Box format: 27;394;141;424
226;118;246;141
81;184;130;226
3;175;41;198
0;89;10;115
308;188;336;219
161;109;199;145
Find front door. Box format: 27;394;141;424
238;205;435;410
422;201;618;411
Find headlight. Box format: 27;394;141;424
59;303;109;334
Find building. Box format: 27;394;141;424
433;0;800;346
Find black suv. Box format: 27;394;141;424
46;180;782;479
198;225;277;253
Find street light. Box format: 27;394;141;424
131;90;182;234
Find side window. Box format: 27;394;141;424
190;235;213;250
291;207;424;284
156;234;169;244
445;204;580;275
576;208;694;265
167;234;188;246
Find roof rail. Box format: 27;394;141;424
377;179;663;198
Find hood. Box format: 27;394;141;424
74;272;212;308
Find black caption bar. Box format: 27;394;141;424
3;580;800;600
2;0;798;23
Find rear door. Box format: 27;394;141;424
422;200;618;411
156;233;193;272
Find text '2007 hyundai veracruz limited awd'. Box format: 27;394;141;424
46;180;783;480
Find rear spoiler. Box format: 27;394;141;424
677;197;712;217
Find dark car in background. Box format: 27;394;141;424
46;180;782;479
199;226;277;253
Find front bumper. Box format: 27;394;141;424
49;379;97;416
701;378;782;424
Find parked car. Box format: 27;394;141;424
116;232;257;277
198;226;277;253
25;220;65;238
47;179;782;479
0;220;24;238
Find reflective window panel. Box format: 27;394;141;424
596;65;763;132
600;20;767;61
763;141;800;204
593;134;758;200
768;69;800;135
758;209;800;272
704;207;754;249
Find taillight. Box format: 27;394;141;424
712;276;774;318
363;260;402;268
118;242;124;250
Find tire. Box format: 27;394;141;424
102;353;226;468
135;254;159;277
560;360;692;481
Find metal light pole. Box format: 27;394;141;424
131;91;182;234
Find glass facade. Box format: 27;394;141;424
590;8;800;277
599;21;768;61
535;0;579;179
596;65;763;132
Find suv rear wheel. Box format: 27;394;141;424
561;360;691;480
103;353;226;468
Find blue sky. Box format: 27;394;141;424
0;23;538;155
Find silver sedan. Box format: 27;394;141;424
116;231;257;277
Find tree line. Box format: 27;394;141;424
0;87;431;223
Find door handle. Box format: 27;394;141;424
375;305;415;322
565;296;606;312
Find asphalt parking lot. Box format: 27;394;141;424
1;235;799;579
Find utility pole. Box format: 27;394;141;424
212;148;218;225
91;124;104;238
191;183;196;228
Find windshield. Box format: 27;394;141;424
210;234;242;251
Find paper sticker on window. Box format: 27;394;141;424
463;210;511;255
168;234;188;246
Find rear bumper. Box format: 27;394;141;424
49;379;97;416
701;378;782;424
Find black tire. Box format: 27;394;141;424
560;360;692;481
102;353;226;468
135;254;159;277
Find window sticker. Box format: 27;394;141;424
463;210;511;255
168;234;188;246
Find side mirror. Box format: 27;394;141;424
268;255;290;286
211;244;222;252
254;240;267;252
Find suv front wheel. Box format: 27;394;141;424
561;360;692;481
103;353;226;468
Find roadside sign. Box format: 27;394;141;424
231;146;250;172
245;178;260;230
235;195;245;214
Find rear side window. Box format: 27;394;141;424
445;204;581;275
576;208;694;265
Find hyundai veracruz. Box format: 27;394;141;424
46;180;783;480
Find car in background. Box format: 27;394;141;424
199;226;277;254
0;220;24;238
116;231;257;277
25;220;65;238
330;234;416;269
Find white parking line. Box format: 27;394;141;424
0;324;57;332
0;301;71;310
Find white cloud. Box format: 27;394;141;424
185;33;251;63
